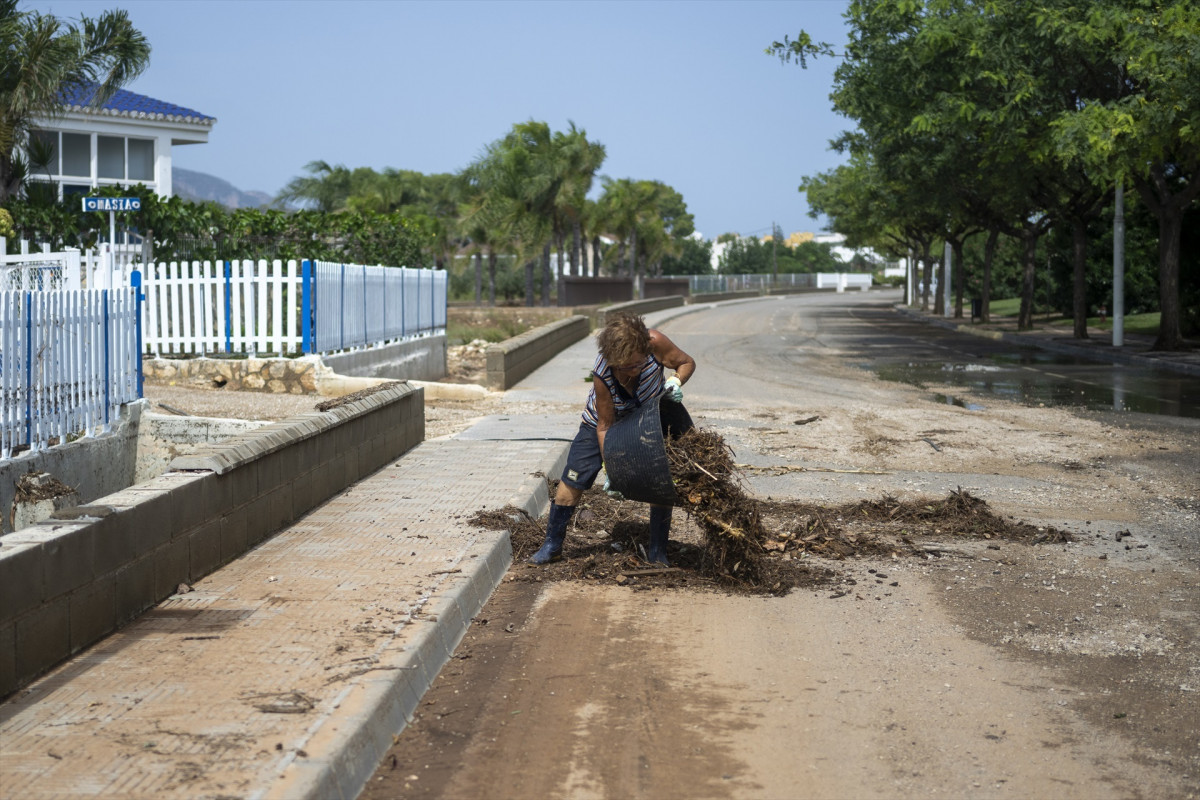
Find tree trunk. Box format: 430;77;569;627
524;260;535;307
1133;167;1199;351
1018;227;1039;331
920;249;933;312
488;250;497;307
1152;203;1184;350
571;221;582;278
474;251;483;306
981;229;999;323
592;236;602;277
542;241;552;307
628;230;638;284
1071;218;1089;339
952;239;966;319
555;232;566;281
935;244;946;317
616;242;626;277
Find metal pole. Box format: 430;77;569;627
108;210;116;290
1113;183;1125;347
906;249;914;305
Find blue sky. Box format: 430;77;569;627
27;0;853;239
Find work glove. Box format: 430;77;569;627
664;375;683;403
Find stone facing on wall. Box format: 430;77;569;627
142;355;324;394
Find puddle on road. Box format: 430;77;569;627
866;355;1200;419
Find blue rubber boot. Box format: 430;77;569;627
530;503;574;564
647;506;671;566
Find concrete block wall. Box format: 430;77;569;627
689;290;762;304
486;316;590;390
0;402;144;535
601;296;685;324
0;383;424;699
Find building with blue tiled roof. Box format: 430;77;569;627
29;81;216;200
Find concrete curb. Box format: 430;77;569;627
264;441;569;800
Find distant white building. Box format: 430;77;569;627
28;82;215;200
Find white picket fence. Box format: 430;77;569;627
141;259;303;357
0;287;141;458
138;259;447;357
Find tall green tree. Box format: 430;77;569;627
1;0;150;201
1048;0;1200;350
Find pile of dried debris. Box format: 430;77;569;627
470;427;1071;597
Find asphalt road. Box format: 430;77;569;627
362;292;1198;800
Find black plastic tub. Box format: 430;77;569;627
603;395;693;505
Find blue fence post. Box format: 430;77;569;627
131;270;145;398
224;260;233;353
339;263;346;350
301;260;313;353
362;264;368;347
24;291;32;449
400;269;406;336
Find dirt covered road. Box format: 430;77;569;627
365;294;1198;799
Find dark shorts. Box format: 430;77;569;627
559;422;603;490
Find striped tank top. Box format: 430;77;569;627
582;352;665;427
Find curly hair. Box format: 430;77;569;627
596;313;651;366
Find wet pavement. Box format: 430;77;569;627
882;306;1200;418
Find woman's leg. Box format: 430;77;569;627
648;504;671;565
531;426;597;564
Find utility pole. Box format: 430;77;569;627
1113;182;1125;347
771;221;778;285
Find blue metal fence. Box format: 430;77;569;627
308;261;447;354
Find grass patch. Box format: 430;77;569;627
1086;311;1160;336
988;297;1022;317
446;306;576;345
986;299;1159;336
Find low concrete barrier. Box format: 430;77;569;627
0;383;424;698
689;290;762;304
601;296;685;323
486;316;590;390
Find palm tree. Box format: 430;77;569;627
1;0;150;201
275;160;355;212
550;123;605;279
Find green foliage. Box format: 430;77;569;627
717;236;844;274
776;0;1199;346
660;237;713;275
5;188;435;267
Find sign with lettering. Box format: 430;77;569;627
82;197;141;212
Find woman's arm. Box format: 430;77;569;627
593;374;616;456
648;329;696;384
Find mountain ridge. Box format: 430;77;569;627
171;167;273;209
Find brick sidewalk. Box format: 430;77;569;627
0;434;568;800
